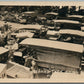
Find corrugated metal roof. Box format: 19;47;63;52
59;29;84;37
20;38;83;53
45;12;58;16
53;20;80;24
6;61;33;78
0;47;9;55
68;15;84;18
17;24;43;30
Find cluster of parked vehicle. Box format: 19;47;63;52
0;7;84;78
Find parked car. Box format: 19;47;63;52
21;11;37;24
36;15;47;25
45;12;58;20
67;15;84;23
58;29;84;44
45;12;58;27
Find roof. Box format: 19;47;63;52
0;21;43;31
50;72;82;79
0;21;22;31
16;24;43;31
59;29;84;37
52;20;80;24
0;47;9;55
23;11;36;14
37;16;46;20
20;38;83;53
45;12;58;16
15;32;34;38
0;63;7;73
16;32;34;38
47;30;59;36
13;52;22;57
6;61;33;78
68;15;84;18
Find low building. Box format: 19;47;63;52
6;61;33;78
20;38;83;74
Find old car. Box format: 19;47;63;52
45;12;58;20
13;46;27;65
36;15;47;25
20;11;37;24
45;12;58;27
52;20;81;30
14;24;43;33
46;30;59;40
20;38;83;74
13;24;48;39
13;44;36;66
46;29;84;44
67;15;84;23
18;15;27;24
58;29;84;44
45;19;81;30
11;31;34;43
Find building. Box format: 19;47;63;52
20;38;83;74
6;61;33;78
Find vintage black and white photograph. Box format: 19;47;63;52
0;2;84;80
